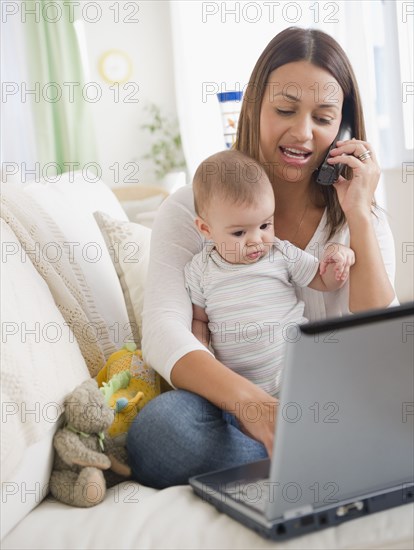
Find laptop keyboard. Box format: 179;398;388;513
222;478;271;512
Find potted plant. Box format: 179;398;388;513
141;103;187;191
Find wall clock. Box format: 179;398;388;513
99;50;132;84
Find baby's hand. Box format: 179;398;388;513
320;243;355;282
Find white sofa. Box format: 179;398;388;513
1;173;413;550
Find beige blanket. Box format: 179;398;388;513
0;184;117;375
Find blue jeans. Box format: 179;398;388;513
126;389;268;489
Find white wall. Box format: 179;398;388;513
79;1;413;303
82;0;177;187
382;169;414;303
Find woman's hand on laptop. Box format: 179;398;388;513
171;352;278;457
236;389;279;458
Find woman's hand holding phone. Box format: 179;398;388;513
327;138;381;218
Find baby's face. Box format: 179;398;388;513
199;188;275;265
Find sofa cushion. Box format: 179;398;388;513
120;193;165;221
2;482;413;549
93;212;152;347
0;433;55;541
0;220;90;538
134;209;159;229
21;172;132;348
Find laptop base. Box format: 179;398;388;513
190;460;414;541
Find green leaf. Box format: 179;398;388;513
139;102;187;179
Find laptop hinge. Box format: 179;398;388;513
283;505;313;520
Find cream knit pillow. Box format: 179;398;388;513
93;212;151;347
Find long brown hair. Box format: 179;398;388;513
235;27;367;239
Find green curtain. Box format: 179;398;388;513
24;0;97;174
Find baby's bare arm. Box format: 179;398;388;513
192;304;210;347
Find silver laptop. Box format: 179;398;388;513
189;303;414;540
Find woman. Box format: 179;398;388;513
127;27;397;488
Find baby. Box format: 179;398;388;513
184;150;355;396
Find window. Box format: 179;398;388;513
396;0;414;150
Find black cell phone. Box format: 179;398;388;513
315;123;352;185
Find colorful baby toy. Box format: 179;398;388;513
96;343;160;439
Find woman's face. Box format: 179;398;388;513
259;61;344;185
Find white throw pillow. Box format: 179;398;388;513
93;212;151;347
0;220;90;538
